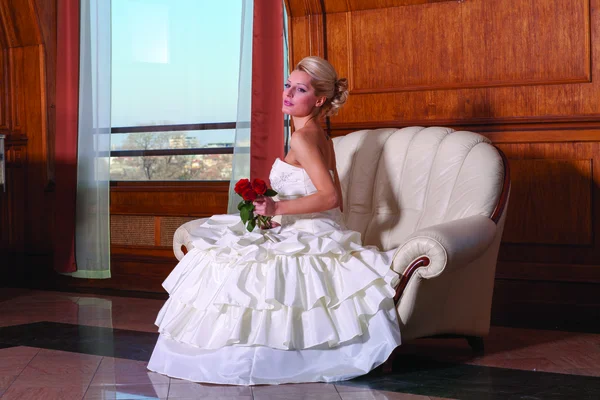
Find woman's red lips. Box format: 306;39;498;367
283;100;293;106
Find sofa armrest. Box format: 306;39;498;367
390;215;497;301
172;214;281;261
172;218;209;260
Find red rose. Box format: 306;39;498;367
252;179;267;195
241;187;257;201
234;178;251;195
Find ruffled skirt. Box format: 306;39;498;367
147;214;401;385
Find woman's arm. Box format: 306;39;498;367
333;166;344;213
254;130;339;216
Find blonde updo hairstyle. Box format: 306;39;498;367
295;56;349;117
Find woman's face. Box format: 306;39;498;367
282;70;323;117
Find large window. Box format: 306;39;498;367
110;0;243;181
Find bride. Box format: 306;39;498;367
147;56;401;385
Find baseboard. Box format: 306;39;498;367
491;279;600;333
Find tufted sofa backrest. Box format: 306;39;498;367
333;127;505;251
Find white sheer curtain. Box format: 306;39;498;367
69;0;111;278
227;0;254;213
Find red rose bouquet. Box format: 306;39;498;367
234;178;278;231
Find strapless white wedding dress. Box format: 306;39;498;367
147;158;401;385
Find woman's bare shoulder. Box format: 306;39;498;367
290;127;321;151
291;125;322;141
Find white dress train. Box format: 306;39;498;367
147;158;402;385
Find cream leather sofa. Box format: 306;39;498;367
172;127;510;352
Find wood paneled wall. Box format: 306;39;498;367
286;0;600;327
288;0;597;126
105;181;229;292
0;0;56;280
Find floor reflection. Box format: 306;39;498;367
1;289;600;400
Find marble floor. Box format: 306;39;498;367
0;288;599;399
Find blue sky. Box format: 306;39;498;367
111;0;243;147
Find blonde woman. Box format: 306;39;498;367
148;56;401;385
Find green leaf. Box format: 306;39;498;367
246;218;256;232
240;203;254;223
264;189;278;197
237;200;245;211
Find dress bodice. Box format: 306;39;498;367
269;158;344;229
269;158;328;200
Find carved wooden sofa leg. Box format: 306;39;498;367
466;336;484;354
381;346;402;374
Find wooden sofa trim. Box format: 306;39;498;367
393;256;431;304
490;146;511;224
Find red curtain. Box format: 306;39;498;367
53;0;79;273
250;0;285;182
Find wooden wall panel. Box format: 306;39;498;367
323;12;350;86
350;3;464;92
0;0;55;283
494;140;600;265
0;48;7;130
290;14;326;64
0;0;42;47
0;144;27;254
34;0;56;186
290;16;309;65
349;0;589;92
502;159;592;245
8;48;24;133
0;6;5;48
110;182;229;217
491;279;600;331
18;45;50;251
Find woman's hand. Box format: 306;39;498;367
253;196;278;217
